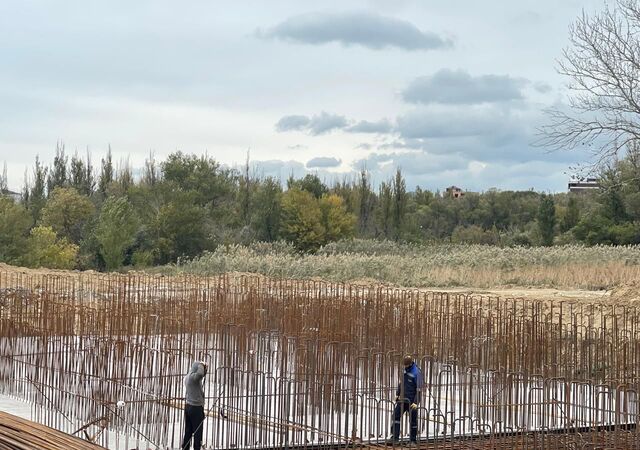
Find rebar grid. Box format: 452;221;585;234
0;270;639;449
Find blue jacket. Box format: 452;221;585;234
396;363;423;404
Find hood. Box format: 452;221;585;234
190;362;202;373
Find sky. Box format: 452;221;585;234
0;0;608;193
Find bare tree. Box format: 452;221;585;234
539;0;640;162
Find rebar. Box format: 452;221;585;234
0;270;639;449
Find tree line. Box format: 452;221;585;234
1;145;640;271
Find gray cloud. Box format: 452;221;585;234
402;69;526;105
307;156;341;168
275;111;349;135
534;81;552;93
308;112;349;135
346;119;394;134
252;159;307;180
261;12;452;51
275;115;310;132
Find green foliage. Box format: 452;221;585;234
287;174;328;199
98;148;114;198
280;188;325;252
22;226;78;269
27;156;48;222
8;146;640;272
251;177;282;241
47;144;67;194
163;152;235;208
561;196;580;232
95;196;139;270
451;225;500;245
319;194;356;242
151;192;208;264
40;187;95;243
537;194;556;246
0;197;31;264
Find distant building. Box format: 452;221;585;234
0;189;21;203
445;186;465;199
568;178;599;193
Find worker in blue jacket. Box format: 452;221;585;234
389;355;423;445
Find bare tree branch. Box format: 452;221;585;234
538;1;640;160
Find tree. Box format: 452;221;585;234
150;192;208;264
47;143;68;194
280;188;324;252
319;194;356;243
162;152;235;206
95;197;139;270
142;151;160;186
540;1;640;160
391;169;407;240
238;151;252;226
287;174;328;199
561;196;581;232
0;161;7;192
40;187;95;243
378;182;393;238
252;177;282;241
537;194;556;246
28;156;48;222
22;226;78;269
69;152;87;195
0;197;31;264
98;147;114;198
357;169;373;234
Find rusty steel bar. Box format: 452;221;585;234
0;270;639;449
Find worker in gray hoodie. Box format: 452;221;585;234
182;361;207;450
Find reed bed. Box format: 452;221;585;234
168;241;640;289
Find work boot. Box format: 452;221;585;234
386;437;400;445
407;441;418;448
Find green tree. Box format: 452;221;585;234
22;226;78;269
319;194;356;243
377;182;393;238
47;143;68;194
391;169;407;240
0;197;31;264
151;192;208;264
40;187;95;243
280;188;324;252
561;196;580;232
537;194;556;246
287;174;328;199
69;151;95;196
252;177;282;241
98;147;114;198
95;197;139;270
28;156;48;222
162;152;235;208
357;170;373;235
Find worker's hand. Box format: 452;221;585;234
410;403;418;410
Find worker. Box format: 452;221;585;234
182;361;207;450
388;355;423;446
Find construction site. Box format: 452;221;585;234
0;268;639;449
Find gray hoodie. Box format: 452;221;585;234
184;361;206;406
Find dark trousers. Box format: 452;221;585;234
182;404;205;450
391;401;418;442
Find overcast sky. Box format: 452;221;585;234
0;0;607;192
